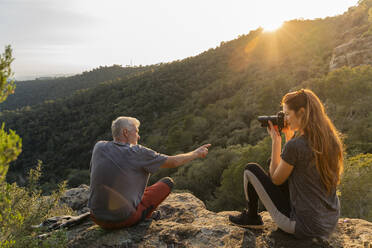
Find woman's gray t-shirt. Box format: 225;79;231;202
88;141;168;222
281;136;340;238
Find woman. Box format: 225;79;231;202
229;89;344;239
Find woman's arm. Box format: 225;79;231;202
271;160;294;185
269;136;282;177
267;121;294;185
267;121;282;177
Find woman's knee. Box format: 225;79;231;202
244;163;270;185
244;163;266;175
159;177;174;190
245;163;260;171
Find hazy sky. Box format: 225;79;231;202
0;0;359;80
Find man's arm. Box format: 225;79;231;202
160;144;211;168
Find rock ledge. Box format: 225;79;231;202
55;185;372;247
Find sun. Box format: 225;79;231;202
261;21;283;32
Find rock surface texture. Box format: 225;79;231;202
59;184;90;214
330;36;372;71
54;185;372;247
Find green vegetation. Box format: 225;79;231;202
1;162;72;248
0;64;155;111
0;0;372;229
304;65;372;154
0;46;23;246
0;46;72;247
339;153;372;220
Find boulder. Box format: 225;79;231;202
59;184;90;214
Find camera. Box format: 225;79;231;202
258;111;285;133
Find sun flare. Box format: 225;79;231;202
261;21;283;32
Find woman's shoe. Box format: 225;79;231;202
229;209;264;229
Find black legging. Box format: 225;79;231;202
244;163;295;234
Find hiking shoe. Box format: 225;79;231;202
229;209;264;229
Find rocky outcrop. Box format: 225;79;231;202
330;36;372;71
59;184;90;214
45;185;372;247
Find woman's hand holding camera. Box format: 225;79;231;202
267;120;295;143
267;120;281;142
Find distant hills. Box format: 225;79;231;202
1;0;372;220
0;65;155;111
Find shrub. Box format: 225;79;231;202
0;161;73;247
339;153;372;221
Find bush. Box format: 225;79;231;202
171;145;245;203
339;153;372;221
0;161;73;247
206;137;272;211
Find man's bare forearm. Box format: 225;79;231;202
160;144;210;169
161;152;199;168
166;152;198;168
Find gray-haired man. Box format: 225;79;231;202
88;116;210;229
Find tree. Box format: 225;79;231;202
0;45;22;247
0;46;15;103
0;45;21;181
0;46;69;248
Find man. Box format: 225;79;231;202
88;116;210;229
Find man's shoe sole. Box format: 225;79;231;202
229;221;264;229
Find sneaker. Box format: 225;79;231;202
229;209;264;229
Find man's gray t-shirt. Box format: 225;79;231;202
281;136;340;238
88;141;168;222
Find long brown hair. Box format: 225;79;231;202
281;89;344;194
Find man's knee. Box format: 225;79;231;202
159;177;174;190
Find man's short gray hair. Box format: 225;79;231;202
111;116;140;139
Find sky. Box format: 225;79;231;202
0;0;359;80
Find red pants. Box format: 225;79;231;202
91;180;171;229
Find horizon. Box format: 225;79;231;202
1;0;359;81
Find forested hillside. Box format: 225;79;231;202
2;0;372;221
0;65;154;111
